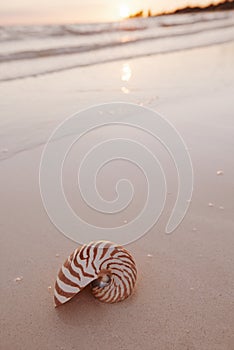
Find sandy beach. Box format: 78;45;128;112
0;41;234;349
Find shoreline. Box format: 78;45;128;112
0;41;233;164
0;38;234;84
1;10;234;82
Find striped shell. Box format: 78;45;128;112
54;241;137;306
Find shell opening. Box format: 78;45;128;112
91;273;111;288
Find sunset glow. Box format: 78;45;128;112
0;0;225;25
119;4;131;19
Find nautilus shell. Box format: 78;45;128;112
54;241;137;306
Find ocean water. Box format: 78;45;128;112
0;10;234;82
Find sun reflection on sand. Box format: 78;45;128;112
121;63;132;82
121;86;130;94
121;63;132;94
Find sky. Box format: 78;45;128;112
0;0;222;25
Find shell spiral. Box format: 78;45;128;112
54;241;137;306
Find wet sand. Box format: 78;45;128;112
0;42;234;349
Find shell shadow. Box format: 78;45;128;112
54;286;119;327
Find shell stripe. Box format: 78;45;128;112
60;266;81;288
